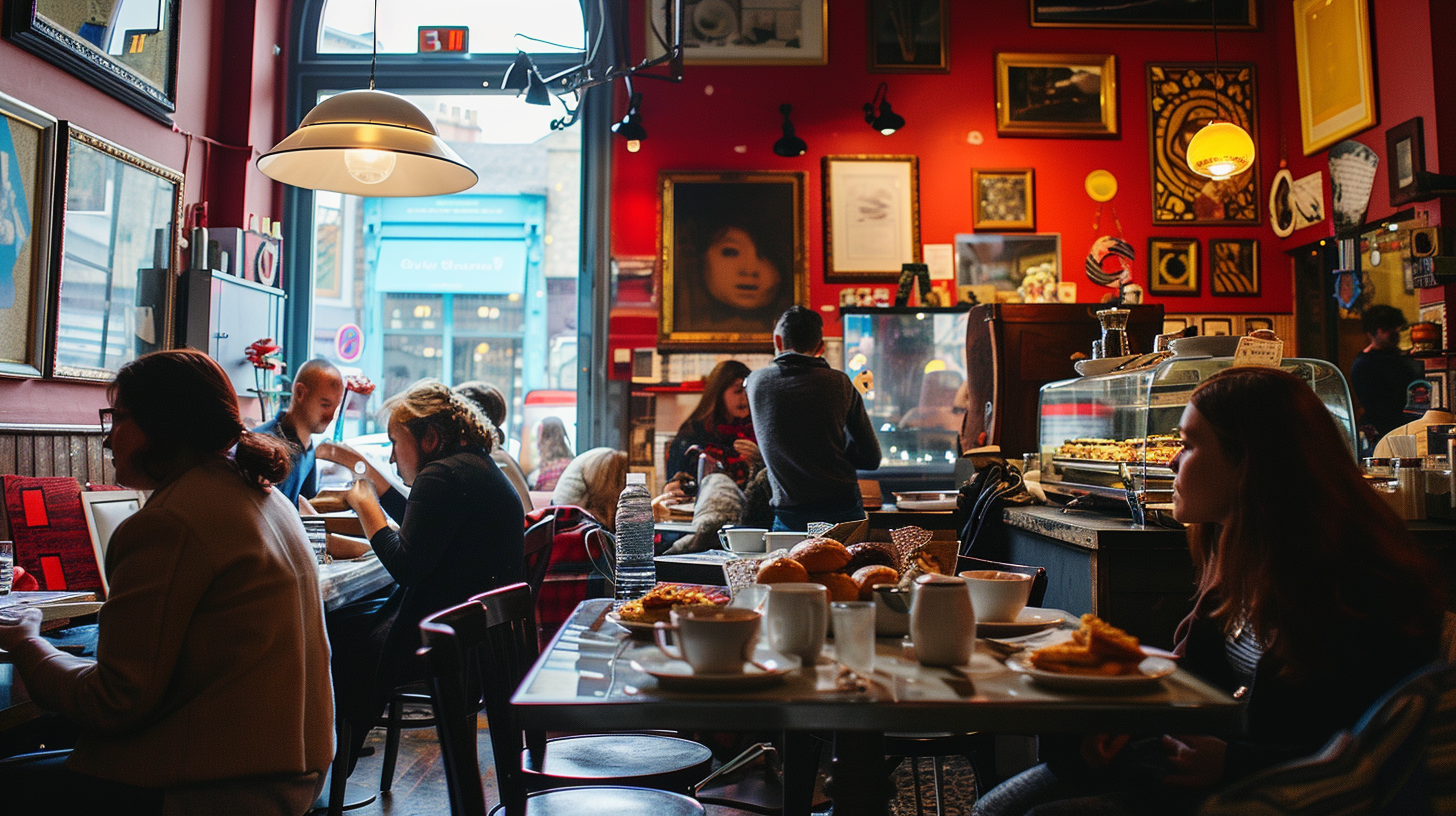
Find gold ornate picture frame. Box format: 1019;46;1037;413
823;155;920;281
646;0;827;66
1148;237;1199;296
0;92;58;379
972;169;1035;231
995;53;1117;138
1293;0;1376;155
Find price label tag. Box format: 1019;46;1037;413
1232;336;1284;368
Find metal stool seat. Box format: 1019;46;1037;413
518;785;705;815
526;733;713;792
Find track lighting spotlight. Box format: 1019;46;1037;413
502;51;534;92
863;82;904;136
613;92;647;152
773;103;807;157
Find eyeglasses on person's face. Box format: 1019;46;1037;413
98;408;131;436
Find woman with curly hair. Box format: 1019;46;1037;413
0;349;333;815
332;379;526;771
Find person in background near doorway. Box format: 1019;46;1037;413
0;349;333;815
747;306;881;531
530;416;574;491
454;380;533;514
663;359;761;490
1350;304;1423;451
329;380;525;773
254;358;344;505
973;367;1444;816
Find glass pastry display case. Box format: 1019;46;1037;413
1035;356;1356;509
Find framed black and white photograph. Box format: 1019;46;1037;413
1209;239;1260;296
647;0;827;66
1387;117;1428;207
1201;316;1234;336
972;168;1035;231
995;53;1117;138
1030;0;1256;28
0;93;58;379
659;171;807;350
1148;237;1199;296
1427;371;1448;412
868;0;947;72
51;124;183;381
2;0;179;121
822;155;920;281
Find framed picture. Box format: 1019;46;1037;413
1244;316;1274;334
1201;316;1234;336
1420;302;1446;350
646;0;827;66
1209;239;1260;296
822;155;920;281
659;171;807;350
1148;64;1260;225
1030;0;1256;28
1163;316;1189;334
1387;118;1428;207
0;94;58;379
1148;238;1199;296
51;124;183;381
868;0;947;72
1293;0;1376;155
1427;371;1448;412
995;53;1117;138
972;169;1035;231
2;1;179;122
953;233;1060;294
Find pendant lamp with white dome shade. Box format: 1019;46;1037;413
257;1;477;197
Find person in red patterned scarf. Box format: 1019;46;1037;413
663;360;761;493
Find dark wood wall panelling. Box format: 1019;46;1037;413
0;428;113;538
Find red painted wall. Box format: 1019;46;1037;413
0;0;287;425
612;0;1294;352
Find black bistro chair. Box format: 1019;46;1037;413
418;583;715;816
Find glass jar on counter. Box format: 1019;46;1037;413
1424;455;1454;520
1394;457;1427;521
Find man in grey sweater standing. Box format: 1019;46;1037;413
747;306;882;531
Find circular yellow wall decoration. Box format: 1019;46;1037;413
1085;170;1118;202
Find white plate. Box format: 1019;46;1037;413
630;648;801;692
605;611;662;638
893;491;959;511
1073;355;1138;377
1006;653;1177;693
976;608;1066;638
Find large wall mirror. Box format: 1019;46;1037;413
51;124;182;381
2;0;179;121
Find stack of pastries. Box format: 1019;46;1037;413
1028;614;1147;675
754;538;900;602
616;584;727;624
1054;435;1182;465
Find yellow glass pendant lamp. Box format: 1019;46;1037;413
258;89;478;197
1186;120;1256;181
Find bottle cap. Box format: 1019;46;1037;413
354;461;367;475
626;472;647;485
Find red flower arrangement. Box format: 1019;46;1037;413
345;374;376;396
245;338;283;372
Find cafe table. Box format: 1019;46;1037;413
512;598;1246;816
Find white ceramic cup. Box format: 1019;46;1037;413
718;526;768;554
764;582;828;665
763;531;808;551
729;583;771;613
959;569;1034;623
653;606;761;674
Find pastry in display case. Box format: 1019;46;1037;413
1035;356;1356;515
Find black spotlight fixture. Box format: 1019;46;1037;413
612;92;648;152
863;82;904;135
501;51;534;92
772;104;807;157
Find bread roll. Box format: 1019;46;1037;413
789;538;851;573
852;565;899;600
810;572;860;603
844;542;897;573
756;557;809;584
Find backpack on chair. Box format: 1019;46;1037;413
957;460;1028;562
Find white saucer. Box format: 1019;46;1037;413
605;611;659;638
1006;653;1176;693
629;648;801;692
976;608;1066;638
1073;355;1138;377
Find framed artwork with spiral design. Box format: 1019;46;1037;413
1147;63;1260;225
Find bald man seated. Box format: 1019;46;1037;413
255;358;345;505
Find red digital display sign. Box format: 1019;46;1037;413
418;26;468;53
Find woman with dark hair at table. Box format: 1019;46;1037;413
974;366;1445;816
0;349;334;816
662;359;760;487
331;379;525;771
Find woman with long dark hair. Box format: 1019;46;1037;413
529;416;575;491
0;349;334;815
331;379;525;771
663;359;760;486
974;366;1445;816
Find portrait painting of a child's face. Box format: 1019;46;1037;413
660;172;806;350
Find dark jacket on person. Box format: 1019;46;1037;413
746;352;881;514
1351;347;1423;437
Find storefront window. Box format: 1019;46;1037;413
318;0;582;55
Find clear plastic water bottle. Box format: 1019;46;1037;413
613;472;656;605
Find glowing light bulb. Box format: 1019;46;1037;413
1185;121;1255;181
344;149;397;184
626;139;641;153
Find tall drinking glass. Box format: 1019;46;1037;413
0;540;13;595
830;601;876;677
